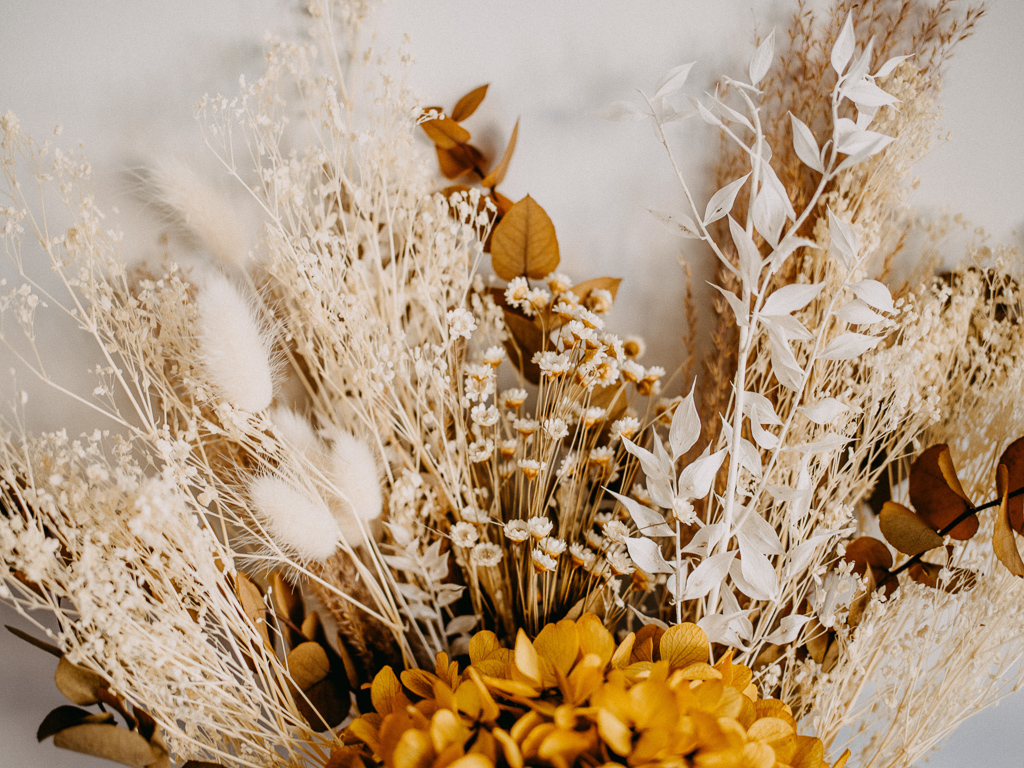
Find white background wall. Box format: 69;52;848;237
0;1;1022;766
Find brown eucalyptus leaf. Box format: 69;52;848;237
491;191;514;217
998;437;1024;532
502;309;544;384
420;116;471;150
451;84;489;122
842;536;892;576
907;562;978;593
6;624;62;657
235;573;271;647
55;656;108;705
993;465;1024;577
490;195;559;281
909;444;978;540
52;722;159;768
480;118;519;188
37;706;107;742
287;641;350;729
879;501;944;556
288;641;330;691
568;276;623;303
437;143;486;180
271;571;305;650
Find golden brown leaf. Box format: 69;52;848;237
234;573;271;647
569;276;623;303
490;195;559;281
842;536;892;576
52;723;159;768
420;115;471;150
287;641;350;729
480;119;519;188
437;144;486;180
451;84;489;122
993;464;1024;577
55;657;108;706
878;501;944;556
659;623;709;669
533;619;579;677
371;666;406;716
998;437;1024;532
502;309;544;384
909;444;978;540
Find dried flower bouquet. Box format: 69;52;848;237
2;1;1021;768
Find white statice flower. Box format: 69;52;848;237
539;536;567;557
546;272;572;294
465;374;495;403
606;550;635;576
532;548;557;573
555;451;578;479
569;542;597;569
622;335;645;359
460;506;490;524
586;288;614;314
482;345;505;367
502;388;528;409
446;307;477;340
513;418;539;437
499;438;518;460
505;276;530;310
543;417;569;440
583;406;607;428
620;359;645;383
534;351;571;377
526;516;554;539
602;519;630;544
450;521;479;548
671;497;698;526
610;416;640;441
470;404;500;428
471;542;503;567
468;438;494;463
504;519;530;543
518;458;546;480
526;287;551;314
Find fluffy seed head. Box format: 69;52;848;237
326;430;384;542
249;474;341;562
196;274;275;412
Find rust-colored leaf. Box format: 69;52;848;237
420;115;471;150
55;656;108;706
502;309;544;384
909;444;978;540
907;562;978;593
998;437;1024;532
993;464;1024;578
491;191;514;217
437;144;486;180
480;119;519;188
451;84;489;122
37;706;104;742
878;501;944;556
490;195;560;281
842;536;892;577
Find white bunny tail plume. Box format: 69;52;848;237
326;430;384;542
269;406;319;455
249;474;341;562
143;158;250;270
196;274;275;412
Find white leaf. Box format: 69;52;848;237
827;208;859;271
750;420;779;451
445;615;478;635
749;29;776;86
650;208;701;239
743;390;783;426
628;606;671;629
608;489;674;537
735;537;779;601
712;284;749;327
669;383;701;460
760;163;797;221
763;615;811;645
682;522;726;556
436;583;464;607
677;448;727;500
798;398;850;425
626;536;675;574
768;236;818;273
842;79;899;108
836;298;885;325
761;282;824;316
728;216;762;289
790;113;824;173
620;436;671;488
819;331;883;360
845;37;875;86
766;326;804;391
736;437;762;479
837;128;894;158
785;432;852;454
683;550;736;599
710;96;754;132
666;560;689;599
696;99;724;127
831;12;856;76
874;54;910;78
788;527;852;573
762;314;813;341
849;279;895;313
740;512;785;556
751;185;785;249
654;62;696;100
704;174;750;224
698;612;751;650
595;100;649;121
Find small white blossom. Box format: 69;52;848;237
526;516;554;539
450;521;479;548
447;307;477;340
504;519;530;542
471;542;503;567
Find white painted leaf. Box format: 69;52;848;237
837;129;894;158
608;489;674;537
698;612;751;650
760;163;796;220
697;99;724;127
831;12;856;76
682;522;726;556
768;236;818;273
743;390;782;426
446;615;478;635
827;208;859;270
683;550;736;599
820;331;883;360
654;62;696;100
749;29;776;86
735;536;779;601
785;432;852;454
595;100;649;121
740;512;785;556
837;298;885;325
626;536;675;574
751;185;785;249
728;216;762;289
669;383;701;460
798;398;850;425
704;174;750;224
790;113;823;173
788;527;851;573
677;448;727;500
763;614;811;644
621;436;673;508
711;96;755;133
849;279;895;313
750;420;779;450
842;79;899;108
874;54;910;78
766;326;804;391
736;436;762;479
712;284;749;327
762;314;812;344
761;282;824;316
650;208;701;239
665;560;689;599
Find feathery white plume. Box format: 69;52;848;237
196;274;275;412
144;158;250;270
249;474;341;562
325;430;384;542
269;406;319;454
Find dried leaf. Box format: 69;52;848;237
5;624;62;657
37;706;107;742
659;622;709;669
830;12;855;75
789;113;823;173
625;536;674;574
608;489;673;537
480;119;519;188
235;573;272;648
879;501;943;556
827;208;858;271
843;536;892;577
420;116;471;149
748;29;775;86
52;723;159;768
1000;437;1024;531
370;666;405;716
909;445;978;540
993;465;1024;577
451;84;489;122
703;174;749;225
490;195;559;281
502;308;544;384
55;656;108;706
568;276;622;304
437;144;486;180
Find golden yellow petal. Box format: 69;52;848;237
660;623;710;670
493;729;524;768
402;669;441;700
597;709;633;756
576;613;615;668
520;722;556;760
534;619;581;678
372;667;405;716
611;632;636;669
509;710;545;744
746;717;794;744
469;631;503;665
445;754;494;768
741;742;776;768
429;709;471;754
392;729;434;768
514;630;543;687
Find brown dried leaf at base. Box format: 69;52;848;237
490;195;559;281
878;501;943;556
993;464;1024;577
909;444;978;540
998;437;1024;532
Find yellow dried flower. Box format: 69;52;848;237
342;616;848;768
